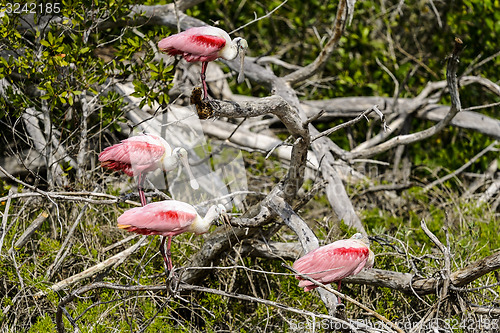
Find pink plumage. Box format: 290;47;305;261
99;134;168;177
99;133;199;206
292;233;374;292
117;200;199;237
158;26;248;100
117;200;226;272
158;27;227;62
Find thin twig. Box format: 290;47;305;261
462;49;500;76
302;109;326;128
45;201;91;280
462;101;500;112
375;57;400;110
312;105;386;142
101;234;139;253
0;189;13;256
420;219;451;299
424;140;498;191
229;0;288;34
0;191;141;206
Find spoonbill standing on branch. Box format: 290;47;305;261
158;26;248;100
117;200;227;273
292;233;374;295
99;133;199;206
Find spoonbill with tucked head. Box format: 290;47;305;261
292;233;374;296
158;26;248;100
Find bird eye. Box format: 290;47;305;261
237;39;248;50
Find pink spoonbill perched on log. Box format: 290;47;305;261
292;233;374;294
99;133;199;206
158;26;248;100
117;200;227;273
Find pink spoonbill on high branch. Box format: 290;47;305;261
292;233;374;297
158;26;248;100
117;200;227;273
99;133;199;206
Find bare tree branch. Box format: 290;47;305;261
342;38;465;160
283;0;348;85
0;189;13;256
424;140;498;191
36;236;147;298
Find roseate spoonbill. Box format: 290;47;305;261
117;200;226;272
158;26;248;100
99;133;199;206
292;233;374;295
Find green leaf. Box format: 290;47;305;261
147;63;158;72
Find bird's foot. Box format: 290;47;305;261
118;192;137;202
205;98;221;110
335;303;347;321
165;267;181;293
164;267;177;280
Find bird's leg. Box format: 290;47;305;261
166;236;173;272
200;62;221;110
159;236;171;277
337;280;342;304
137;173;147;206
201;61;209;101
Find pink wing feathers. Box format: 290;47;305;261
158;27;227;62
293;240;371;291
99;135;166;176
117;200;198;237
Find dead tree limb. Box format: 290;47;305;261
283;0;349;85
0;189;13;255
268;194;339;313
237;240;500;297
346;249;500;296
342;38;465;160
8;210;49;255
35;236;148;298
424;140;498;191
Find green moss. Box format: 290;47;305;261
28;314;56;333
